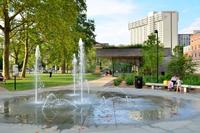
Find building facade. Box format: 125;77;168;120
128;11;178;50
183;32;200;73
178;34;191;46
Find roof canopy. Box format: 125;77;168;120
96;48;142;59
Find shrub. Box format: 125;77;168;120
113;78;122;86
119;73;126;80
125;74;134;85
183;75;200;85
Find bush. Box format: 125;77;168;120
125;74;134;85
182;75;200;85
143;75;168;83
119;73;126;80
142;74;200;85
113;78;122;86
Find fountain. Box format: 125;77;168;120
35;45;40;103
2;40;200;132
85;80;90;94
79;38;84;103
72;54;77;95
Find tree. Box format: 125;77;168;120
141;33;164;75
167;46;196;78
173;45;183;57
85;47;96;73
0;0;38;79
35;0;78;74
0;0;96;77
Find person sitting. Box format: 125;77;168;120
171;75;177;86
167;80;173;91
176;77;183;92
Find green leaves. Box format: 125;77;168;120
0;0;96;77
141;33;163;75
167;55;196;78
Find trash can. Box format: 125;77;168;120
135;76;143;88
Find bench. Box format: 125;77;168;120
145;82;200;93
181;85;200;93
145;83;166;89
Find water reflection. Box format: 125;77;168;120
0;91;200;131
4;101;9;117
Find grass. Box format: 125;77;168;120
0;73;101;91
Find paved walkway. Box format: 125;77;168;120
88;75;116;87
0;86;8;92
0;77;200;133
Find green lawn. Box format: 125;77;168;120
0;73;101;91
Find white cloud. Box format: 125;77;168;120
95;20;130;45
86;0;138;45
180;17;200;34
87;0;136;17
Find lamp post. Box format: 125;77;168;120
154;30;159;83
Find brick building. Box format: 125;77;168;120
184;32;200;73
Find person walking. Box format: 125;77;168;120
49;68;52;77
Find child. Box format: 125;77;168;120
176;77;182;92
168;80;173;91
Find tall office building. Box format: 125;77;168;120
178;34;191;46
128;11;178;50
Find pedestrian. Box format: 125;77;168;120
49;69;52;77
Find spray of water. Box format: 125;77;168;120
72;54;77;95
79;38;84;103
35;45;40;103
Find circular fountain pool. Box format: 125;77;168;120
0;90;200;130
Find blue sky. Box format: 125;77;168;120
86;0;200;45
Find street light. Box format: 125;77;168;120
154;30;159;83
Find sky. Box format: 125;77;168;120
86;0;200;45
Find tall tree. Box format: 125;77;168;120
0;0;96;77
75;0;95;52
167;46;196;78
141;33;164;75
35;0;78;73
0;0;37;79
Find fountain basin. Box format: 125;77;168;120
0;90;200;131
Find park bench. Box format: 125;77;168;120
181;85;200;93
145;82;200;93
145;83;166;89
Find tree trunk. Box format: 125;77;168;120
21;31;29;78
61;58;66;74
3;0;10;79
66;64;69;74
3;39;10;79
